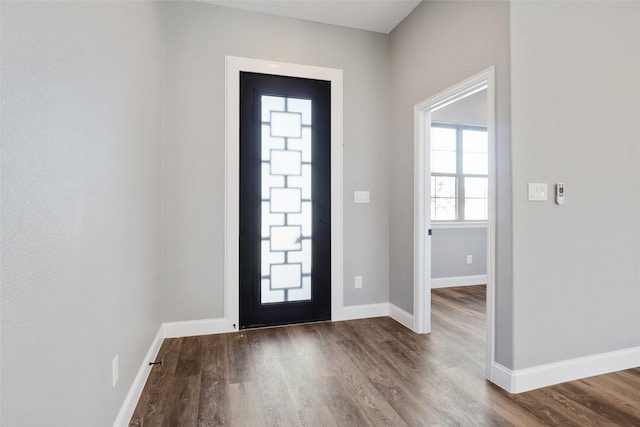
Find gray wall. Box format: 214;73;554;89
1;1;164;425
162;1;390;321
431;228;486;279
431;89;487;126
510;1;640;369
389;1;512;366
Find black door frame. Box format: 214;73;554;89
239;72;332;329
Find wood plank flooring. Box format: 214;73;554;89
130;285;640;426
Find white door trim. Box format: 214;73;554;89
413;67;497;381
224;56;344;330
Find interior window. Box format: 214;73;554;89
431;123;488;221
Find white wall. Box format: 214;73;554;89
389;1;512;366
510;1;640;369
162;1;390;321
1;2;164;425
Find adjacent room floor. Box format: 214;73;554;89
130;285;640;426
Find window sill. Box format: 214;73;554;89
432;221;487;230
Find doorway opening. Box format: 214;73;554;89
225;56;345;333
413;67;497;381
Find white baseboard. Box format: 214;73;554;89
337;303;389;321
113;301;418;425
491;346;640;394
431;274;487;289
163;317;235;338
113;326;164;427
490;362;516;392
389;303;414;330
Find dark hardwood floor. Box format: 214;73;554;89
130;285;640;426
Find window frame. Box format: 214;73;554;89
431;122;488;223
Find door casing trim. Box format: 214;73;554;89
413;67;497;382
225;56;344;330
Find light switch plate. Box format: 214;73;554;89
528;183;548;201
354;191;370;204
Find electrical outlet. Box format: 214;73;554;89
466;255;473;265
355;276;363;289
112;355;119;388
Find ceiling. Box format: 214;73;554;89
203;0;422;34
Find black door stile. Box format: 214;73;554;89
239;72;331;329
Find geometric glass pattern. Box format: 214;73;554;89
271;112;302;138
261;95;312;303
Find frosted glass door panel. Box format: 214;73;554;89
261;95;313;303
